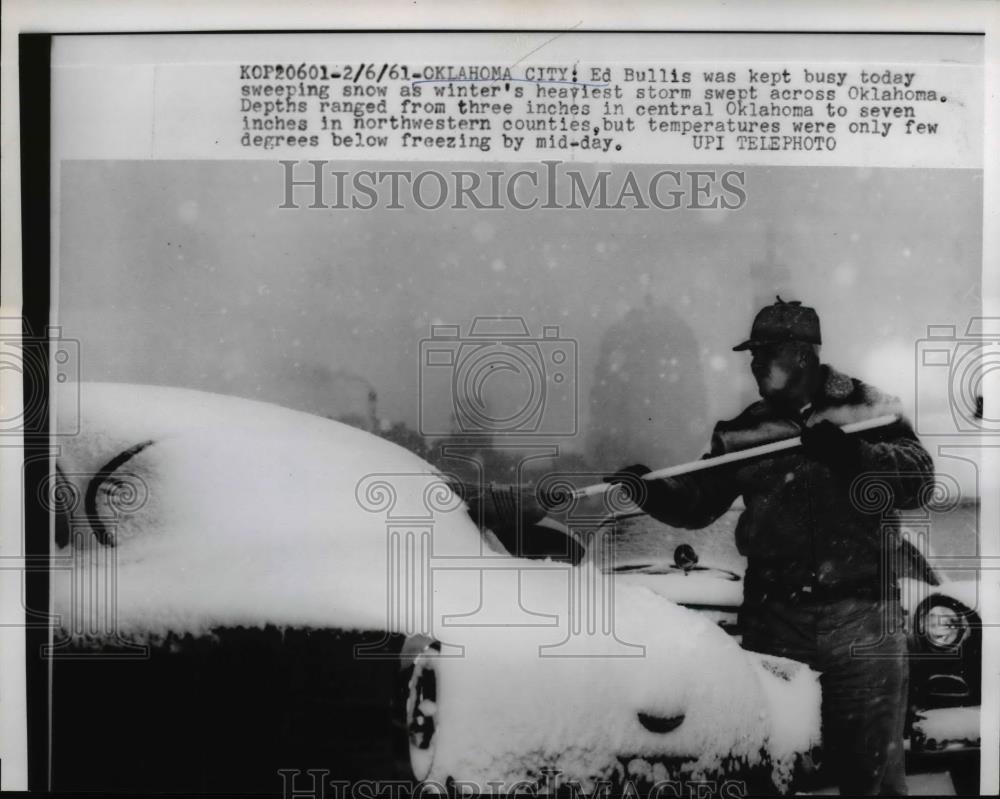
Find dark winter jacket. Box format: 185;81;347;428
641;365;935;594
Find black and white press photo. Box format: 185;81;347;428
2;18;996;799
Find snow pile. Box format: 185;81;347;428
913;707;980;747
746;653;822;788
428;581;818;791
54;383;820;789
611;568;744;608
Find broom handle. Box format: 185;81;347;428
571;414;899;499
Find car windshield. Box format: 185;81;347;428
577;506;748;575
574;499;978;582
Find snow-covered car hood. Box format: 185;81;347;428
607;558;745;608
53;382;820;790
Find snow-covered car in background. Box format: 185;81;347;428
46;383;821;795
587;504;982;791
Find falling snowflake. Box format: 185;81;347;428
472;221;496;243
177;200;199;224
832;263;857;288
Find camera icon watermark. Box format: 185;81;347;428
915;318;998;435
418;317;577;437
0;321;80;437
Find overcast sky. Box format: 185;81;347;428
58;162;982;463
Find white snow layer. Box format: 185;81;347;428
53;383;820;788
913;707;981;746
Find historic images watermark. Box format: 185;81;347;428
914;318;998;436
418;317;577;439
842;318;997;666
0;318;152;656
278;768;748;798
278;160;747;211
23;460;151;660
352;313;649;657
354;466;645;660
0;321;79;438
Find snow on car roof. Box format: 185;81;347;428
54;382;487;635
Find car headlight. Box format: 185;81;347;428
920;603;969;649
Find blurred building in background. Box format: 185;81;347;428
587;296;709;471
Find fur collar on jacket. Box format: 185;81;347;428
717;365;904;438
807;365;904;427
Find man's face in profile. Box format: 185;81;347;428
750;342;805;402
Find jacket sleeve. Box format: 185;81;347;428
639;435;742;529
855;416;935;510
641;469;742;529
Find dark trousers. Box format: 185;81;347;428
741;596;909;796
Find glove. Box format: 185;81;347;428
800;420;864;474
602;464;652;507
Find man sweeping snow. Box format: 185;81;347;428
606;298;934;796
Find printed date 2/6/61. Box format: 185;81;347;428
239;63;412;82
